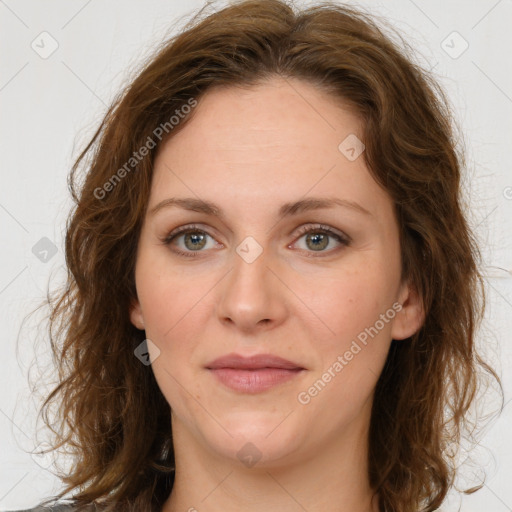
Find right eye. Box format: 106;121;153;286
162;224;222;258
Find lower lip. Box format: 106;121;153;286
208;368;304;393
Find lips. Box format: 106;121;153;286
205;353;305;393
205;353;304;371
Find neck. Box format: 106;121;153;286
162;412;379;512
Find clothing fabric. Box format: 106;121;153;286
5;504;97;512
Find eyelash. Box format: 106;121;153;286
162;223;351;259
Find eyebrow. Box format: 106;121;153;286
148;196;373;219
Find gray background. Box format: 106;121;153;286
1;0;511;510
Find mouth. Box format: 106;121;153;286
205;353;305;394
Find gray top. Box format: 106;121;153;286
5;504;97;512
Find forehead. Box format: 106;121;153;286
150;77;392;225
162;77;362;152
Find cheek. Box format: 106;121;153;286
300;262;396;399
301;262;396;340
136;264;206;416
298;287;394;427
135;251;206;341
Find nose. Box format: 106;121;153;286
215;242;289;335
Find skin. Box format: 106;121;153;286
130;76;424;512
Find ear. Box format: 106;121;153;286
391;278;425;340
130;298;145;330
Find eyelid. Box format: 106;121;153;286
292;223;351;244
162;223;220;245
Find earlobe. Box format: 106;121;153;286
391;280;425;341
129;300;145;330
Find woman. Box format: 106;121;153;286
11;0;502;511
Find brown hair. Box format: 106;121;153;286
26;1;502;511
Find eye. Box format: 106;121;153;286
162;224;219;258
290;224;350;256
161;223;350;258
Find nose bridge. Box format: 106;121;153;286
215;234;287;331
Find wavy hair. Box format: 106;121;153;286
24;1;502;511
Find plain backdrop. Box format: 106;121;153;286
1;0;511;510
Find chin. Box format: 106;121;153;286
203;417;305;469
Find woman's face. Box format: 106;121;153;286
130;77;423;468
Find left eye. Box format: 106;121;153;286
162;223;350;258
292;225;349;255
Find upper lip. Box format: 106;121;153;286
205;353;304;370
